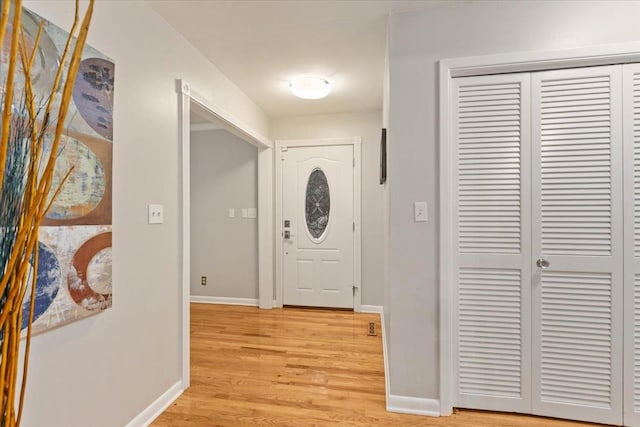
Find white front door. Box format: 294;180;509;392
281;144;355;308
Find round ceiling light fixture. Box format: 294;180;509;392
289;76;332;100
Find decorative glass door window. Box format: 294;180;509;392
305;168;330;239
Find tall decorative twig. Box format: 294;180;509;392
0;1;95;425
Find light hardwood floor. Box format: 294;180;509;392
153;304;607;427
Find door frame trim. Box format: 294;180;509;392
274;137;362;311
439;42;640;417
177;79;274;390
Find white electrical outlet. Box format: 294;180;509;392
148;204;164;224
247;208;257;219
414;201;427;222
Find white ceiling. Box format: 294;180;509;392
147;0;433;119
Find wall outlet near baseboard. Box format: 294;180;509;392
201;276;207;286
368;322;377;336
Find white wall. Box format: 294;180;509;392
20;2;270;426
387;0;640;401
190;130;258;300
382;23;390;355
272;111;384;306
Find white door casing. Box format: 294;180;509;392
276;138;362;309
177;80;274;391
452;73;532;413
531;65;623;425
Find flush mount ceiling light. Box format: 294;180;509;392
289;76;332;100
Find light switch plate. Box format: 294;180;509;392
247;208;257;219
241;208;248;218
228;208;235;218
414;201;428;222
148;204;164;224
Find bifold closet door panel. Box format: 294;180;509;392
531;65;623;426
623;63;640;427
452;73;532;413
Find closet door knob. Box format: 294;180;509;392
536;259;550;269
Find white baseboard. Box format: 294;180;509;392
190;295;258;306
357;305;391;411
125;380;184;427
360;304;383;313
368;306;440;418
380;309;390;409
387;395;440;417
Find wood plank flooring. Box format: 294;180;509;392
153;304;607;427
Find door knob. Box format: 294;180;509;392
536;259;550;268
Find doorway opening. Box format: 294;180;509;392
177;80;273;390
189;106;259;306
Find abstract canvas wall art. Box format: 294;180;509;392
6;7;115;335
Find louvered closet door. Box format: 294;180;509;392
452;73;532;412
624;63;640;427
531;66;623;425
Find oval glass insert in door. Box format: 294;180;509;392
305;168;330;240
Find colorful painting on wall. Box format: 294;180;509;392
6;7;115;335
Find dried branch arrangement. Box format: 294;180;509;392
0;0;94;425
